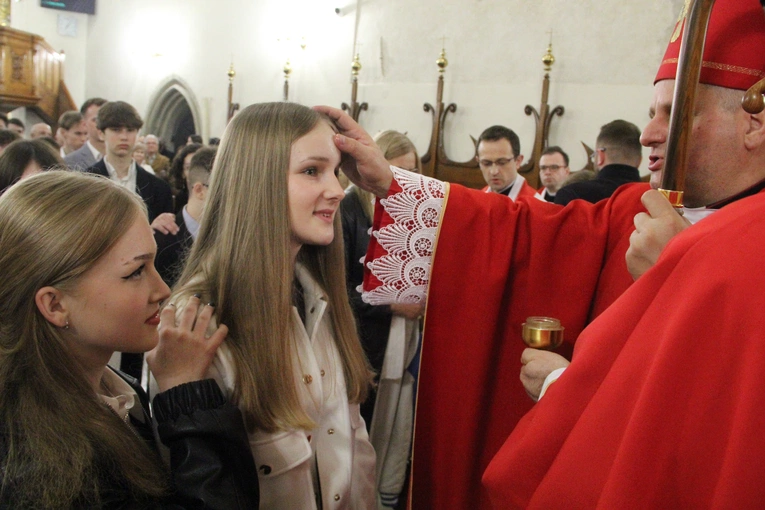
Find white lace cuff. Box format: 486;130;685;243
360;167;446;305
538;367;567;401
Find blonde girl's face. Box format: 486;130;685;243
287;121;344;255
60;216;170;369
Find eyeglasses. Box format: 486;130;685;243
539;164;566;172
478;157;517;169
589;147;607;163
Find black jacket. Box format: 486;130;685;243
86;160;174;222
554;164;642;206
155;210;194;286
341;190;393;426
0;374;259;509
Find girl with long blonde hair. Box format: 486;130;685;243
0;171;258;508
171;102;375;509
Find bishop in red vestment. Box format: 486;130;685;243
315;0;765;506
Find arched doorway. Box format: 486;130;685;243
144;78;203;154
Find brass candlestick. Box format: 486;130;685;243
518;36;566;187
0;0;10;27
227;62;240;122
283;59;292;102
436;48;448;74
341;53;368;122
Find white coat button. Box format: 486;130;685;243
320;369;325;377
334;494;340;501
303;374;313;384
327;428;335;435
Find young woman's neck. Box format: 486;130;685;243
67;342;111;394
291;241;302;265
84;364;108;394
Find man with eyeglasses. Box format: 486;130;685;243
475;125;536;201
536;146;571;202
555;119;643;205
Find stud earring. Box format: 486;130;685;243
64;321;70;330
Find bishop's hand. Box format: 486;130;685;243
313;105;393;198
627;190;691;280
520;348;570;402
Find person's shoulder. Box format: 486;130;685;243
517;180;538;197
553;181;592;205
659;193;765;284
138;165;171;189
83;159;108;176
64;143;88;160
63;145;91;168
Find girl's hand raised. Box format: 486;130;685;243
147;296;228;392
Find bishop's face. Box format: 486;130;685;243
640;79;751;208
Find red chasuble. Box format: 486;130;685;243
484;190;765;508
517;180;538;200
364;179;649;509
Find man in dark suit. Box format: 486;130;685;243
85;101;173;223
155;147;215;286
555;120;643;205
64;97;107;171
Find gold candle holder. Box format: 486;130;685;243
522;316;564;349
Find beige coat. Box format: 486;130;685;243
207;264;376;510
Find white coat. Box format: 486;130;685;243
369;316;419;508
207;264;376;510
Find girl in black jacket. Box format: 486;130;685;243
0;171;258;508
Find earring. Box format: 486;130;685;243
63;321;70;330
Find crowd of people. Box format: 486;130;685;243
0;0;763;508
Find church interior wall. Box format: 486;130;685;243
9;0;686;174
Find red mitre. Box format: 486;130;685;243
655;0;765;90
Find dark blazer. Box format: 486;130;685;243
341;190;393;428
554;164;642;206
86;159;174;222
154;210;193;286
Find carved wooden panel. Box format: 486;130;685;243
421;73;484;190
0;26;75;123
0;27;37;106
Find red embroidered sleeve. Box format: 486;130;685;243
360;167;446;305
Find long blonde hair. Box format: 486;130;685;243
0;171;168;507
173;102;371;432
352;130;420;220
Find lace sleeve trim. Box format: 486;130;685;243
360;167;446;305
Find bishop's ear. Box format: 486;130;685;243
743;107;765;151
35;286;70;329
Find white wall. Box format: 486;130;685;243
11;0;689;174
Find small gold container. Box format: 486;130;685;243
522;316;564;349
